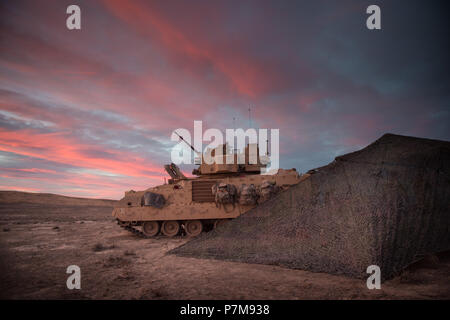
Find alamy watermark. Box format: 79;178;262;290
66;265;81;289
366;5;381;30
366;265;381;289
170;121;279;175
66;5;380;31
66;5;81;30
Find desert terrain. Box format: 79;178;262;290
0;191;449;300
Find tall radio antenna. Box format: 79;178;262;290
232;117;238;154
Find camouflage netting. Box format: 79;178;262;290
171;134;450;279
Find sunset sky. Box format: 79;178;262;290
1;0;449;199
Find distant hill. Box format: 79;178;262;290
0;191;116;207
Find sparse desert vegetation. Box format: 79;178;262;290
0;191;449;299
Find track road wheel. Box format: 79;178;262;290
161;220;180;237
185;220;203;237
142;221;160;237
214;219;229;229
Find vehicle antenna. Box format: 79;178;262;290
174;131;200;155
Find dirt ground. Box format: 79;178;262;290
0;201;449;299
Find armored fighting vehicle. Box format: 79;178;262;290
113;142;306;237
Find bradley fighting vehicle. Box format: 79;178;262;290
113;136;306;237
